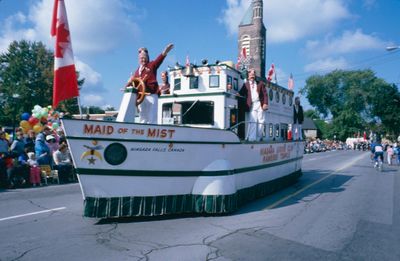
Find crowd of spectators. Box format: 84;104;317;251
304;137;400;165
304;139;350;153
0;125;74;189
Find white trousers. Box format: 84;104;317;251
246;102;265;141
293;123;302;140
138;94;158;124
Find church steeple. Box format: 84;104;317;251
238;0;266;79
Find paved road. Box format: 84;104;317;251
0;150;399;261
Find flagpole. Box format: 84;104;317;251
77;96;83;119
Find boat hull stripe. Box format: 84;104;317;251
76;156;303;177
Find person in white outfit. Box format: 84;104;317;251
238;69;268;141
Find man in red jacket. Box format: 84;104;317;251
238;69;268;141
127;43;174;124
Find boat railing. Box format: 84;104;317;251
227;120;269;141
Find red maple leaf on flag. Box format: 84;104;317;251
54;23;70;58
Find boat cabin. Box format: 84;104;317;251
158;62;294;142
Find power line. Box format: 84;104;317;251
291;49;400;82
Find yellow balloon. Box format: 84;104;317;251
33;124;43;133
20;120;30;129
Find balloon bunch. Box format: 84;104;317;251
19;105;61;134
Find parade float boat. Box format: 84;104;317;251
61;62;304;218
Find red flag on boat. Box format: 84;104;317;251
185;55;190;66
267;63;275;82
51;0;79;108
288;73;294;90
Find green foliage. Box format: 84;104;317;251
304;109;320;120
0;40;84;125
86;106;106;114
0;40;53;125
301;69;400;140
313;119;330;139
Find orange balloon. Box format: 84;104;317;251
33;124;43;133
20;120;30;129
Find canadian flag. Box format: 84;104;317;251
51;0;79;108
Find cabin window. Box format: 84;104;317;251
181;101;214;125
282;93;286;105
289;96;293;106
275;124;280;137
275;91;280;103
229;108;238;128
209;75;220;88
174;78;181;90
269;123;273;137
162;104;172;118
161;103;177;124
233;78;238;91
227;75;232;89
269;89;273;101
189;76;199;89
281;123;288;140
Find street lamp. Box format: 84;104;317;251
11;94;20;140
386;45;400;51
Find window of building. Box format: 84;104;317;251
209;75;219;88
174;78;181;91
289;96;293;106
241;35;251;56
189;76;199;89
261;39;265;58
269;89;273;101
282;93;286;105
275;91;280;103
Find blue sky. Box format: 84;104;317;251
0;0;399;110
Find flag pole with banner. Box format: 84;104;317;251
288;73;294;91
51;0;80;113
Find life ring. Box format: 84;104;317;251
127;77;147;105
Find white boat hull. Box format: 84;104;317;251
62;119;303;217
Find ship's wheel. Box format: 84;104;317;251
127;77;147;105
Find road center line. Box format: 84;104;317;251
264;152;368;210
0;207;66;222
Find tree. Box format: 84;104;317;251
0;40;53;126
304;109;320;120
0;40;84;126
300;69;400;140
